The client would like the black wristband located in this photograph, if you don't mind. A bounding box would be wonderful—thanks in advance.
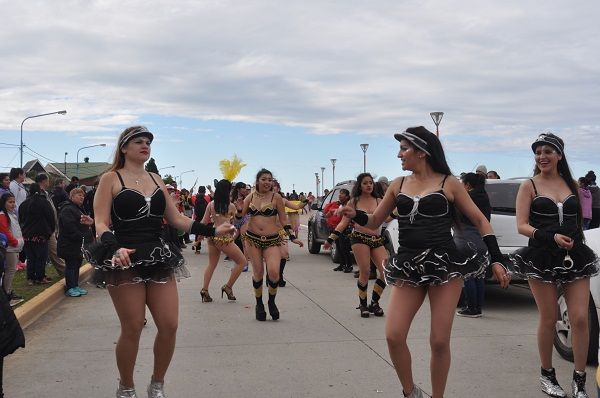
[352,210,368,226]
[533,229,556,245]
[190,221,216,237]
[100,231,120,253]
[326,237,334,245]
[289,234,297,241]
[284,224,293,232]
[332,230,341,237]
[482,234,504,265]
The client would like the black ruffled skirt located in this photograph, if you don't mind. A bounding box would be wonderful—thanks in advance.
[510,244,599,284]
[384,240,488,287]
[82,238,190,286]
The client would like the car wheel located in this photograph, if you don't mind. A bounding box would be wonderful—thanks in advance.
[330,241,341,263]
[553,290,599,365]
[307,225,321,254]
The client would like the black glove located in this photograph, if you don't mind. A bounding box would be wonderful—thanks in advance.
[533,229,557,246]
[190,221,216,237]
[100,231,121,255]
[482,234,504,266]
[352,210,368,226]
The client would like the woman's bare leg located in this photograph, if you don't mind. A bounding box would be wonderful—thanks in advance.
[146,279,179,383]
[385,285,427,394]
[427,278,463,398]
[529,279,559,369]
[108,283,147,388]
[202,241,220,291]
[563,278,591,371]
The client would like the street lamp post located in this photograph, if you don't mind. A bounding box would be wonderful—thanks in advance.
[430,112,444,137]
[177,170,195,187]
[330,158,336,186]
[20,110,67,167]
[64,152,68,174]
[320,167,325,195]
[159,166,175,171]
[77,144,107,178]
[315,172,320,198]
[360,143,369,173]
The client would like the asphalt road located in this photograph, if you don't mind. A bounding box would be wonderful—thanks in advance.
[3,216,596,397]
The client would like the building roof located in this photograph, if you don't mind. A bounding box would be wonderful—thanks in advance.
[23,159,48,174]
[47,162,110,180]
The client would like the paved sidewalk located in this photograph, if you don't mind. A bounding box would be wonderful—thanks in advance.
[3,222,596,397]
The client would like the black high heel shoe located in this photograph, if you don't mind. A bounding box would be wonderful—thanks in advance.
[200,288,213,303]
[221,284,236,300]
[268,301,280,320]
[256,302,267,321]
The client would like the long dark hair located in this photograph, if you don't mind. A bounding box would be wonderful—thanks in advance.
[404,126,453,176]
[0,192,15,226]
[532,133,582,231]
[213,179,232,215]
[351,173,379,205]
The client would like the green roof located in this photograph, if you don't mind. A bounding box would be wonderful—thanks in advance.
[48,162,110,180]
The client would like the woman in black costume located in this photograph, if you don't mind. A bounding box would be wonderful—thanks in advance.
[343,126,509,398]
[511,133,599,398]
[327,173,389,318]
[88,126,234,398]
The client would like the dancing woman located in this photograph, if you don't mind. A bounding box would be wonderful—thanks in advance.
[343,126,508,398]
[511,133,599,398]
[199,179,247,302]
[273,179,307,286]
[87,126,234,398]
[327,173,388,318]
[241,169,302,321]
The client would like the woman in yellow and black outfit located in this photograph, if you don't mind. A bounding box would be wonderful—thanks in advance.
[326,173,388,318]
[241,169,303,321]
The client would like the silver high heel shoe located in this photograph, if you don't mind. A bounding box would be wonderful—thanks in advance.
[147,378,167,398]
[403,385,423,398]
[116,383,137,398]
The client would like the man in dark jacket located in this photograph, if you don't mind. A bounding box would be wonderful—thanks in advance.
[50,179,69,210]
[18,183,55,285]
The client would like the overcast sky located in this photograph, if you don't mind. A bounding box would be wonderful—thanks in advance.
[1,0,599,192]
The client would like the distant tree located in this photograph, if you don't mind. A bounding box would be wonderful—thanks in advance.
[145,157,159,174]
[162,174,175,185]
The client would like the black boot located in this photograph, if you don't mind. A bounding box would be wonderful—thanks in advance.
[278,259,287,287]
[267,278,280,320]
[357,281,369,318]
[253,279,266,321]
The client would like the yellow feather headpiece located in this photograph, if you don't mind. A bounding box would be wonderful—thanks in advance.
[219,155,246,182]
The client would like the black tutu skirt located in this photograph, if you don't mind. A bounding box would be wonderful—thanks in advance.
[384,240,488,287]
[510,244,599,284]
[82,238,190,286]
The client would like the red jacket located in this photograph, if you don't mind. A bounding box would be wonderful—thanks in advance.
[323,201,343,230]
[0,213,18,247]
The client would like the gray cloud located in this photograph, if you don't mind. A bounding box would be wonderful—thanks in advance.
[1,0,599,155]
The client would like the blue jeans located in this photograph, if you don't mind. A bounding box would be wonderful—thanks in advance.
[64,256,82,290]
[24,240,49,282]
[464,277,485,311]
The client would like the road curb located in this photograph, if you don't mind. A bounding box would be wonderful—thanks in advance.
[14,263,94,329]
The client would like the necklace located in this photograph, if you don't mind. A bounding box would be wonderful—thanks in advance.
[254,191,266,199]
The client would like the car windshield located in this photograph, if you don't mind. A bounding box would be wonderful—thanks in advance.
[486,183,519,215]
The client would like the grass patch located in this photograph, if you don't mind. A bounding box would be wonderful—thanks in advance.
[10,265,61,307]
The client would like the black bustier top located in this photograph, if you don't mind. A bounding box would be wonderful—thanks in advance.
[395,176,453,249]
[111,171,166,244]
[528,179,581,245]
